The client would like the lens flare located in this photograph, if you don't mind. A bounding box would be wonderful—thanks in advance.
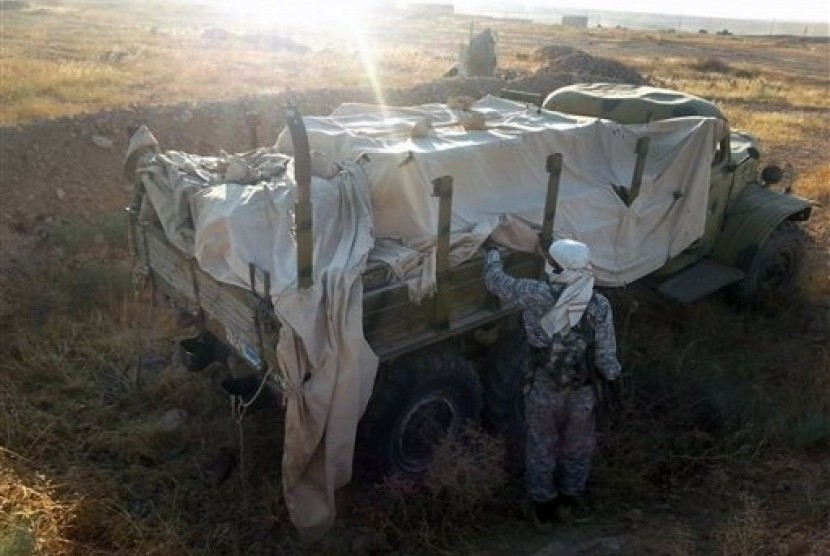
[348,15,388,114]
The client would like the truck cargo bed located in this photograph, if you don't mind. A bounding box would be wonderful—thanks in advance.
[131,217,537,382]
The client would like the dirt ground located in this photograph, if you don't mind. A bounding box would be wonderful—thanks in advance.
[1,7,828,556]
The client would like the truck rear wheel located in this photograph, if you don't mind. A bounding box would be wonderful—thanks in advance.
[353,351,482,483]
[481,332,527,476]
[735,221,807,303]
[482,333,526,435]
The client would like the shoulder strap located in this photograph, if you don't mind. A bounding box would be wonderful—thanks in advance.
[575,295,597,375]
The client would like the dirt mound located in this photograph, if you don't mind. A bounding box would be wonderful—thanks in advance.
[534,45,581,61]
[394,77,505,106]
[533,44,644,84]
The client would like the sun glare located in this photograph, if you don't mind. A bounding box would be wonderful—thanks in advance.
[350,19,389,112]
[213,0,389,109]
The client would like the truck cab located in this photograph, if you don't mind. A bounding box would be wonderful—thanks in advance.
[542,83,812,301]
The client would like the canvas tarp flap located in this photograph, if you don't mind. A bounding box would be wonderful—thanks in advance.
[129,129,378,537]
[279,96,721,291]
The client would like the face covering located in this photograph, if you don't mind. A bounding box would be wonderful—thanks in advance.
[540,240,594,338]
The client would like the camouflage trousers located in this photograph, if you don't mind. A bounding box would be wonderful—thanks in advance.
[524,372,597,503]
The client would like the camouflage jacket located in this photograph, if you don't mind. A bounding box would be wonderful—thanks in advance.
[483,251,621,381]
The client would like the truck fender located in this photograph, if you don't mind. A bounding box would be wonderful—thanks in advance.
[711,184,811,271]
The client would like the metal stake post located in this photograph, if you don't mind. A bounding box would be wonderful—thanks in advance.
[432,176,453,330]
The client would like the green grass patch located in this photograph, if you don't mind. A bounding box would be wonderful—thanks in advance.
[0,520,36,556]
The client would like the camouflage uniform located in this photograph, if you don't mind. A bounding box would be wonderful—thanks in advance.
[483,251,621,503]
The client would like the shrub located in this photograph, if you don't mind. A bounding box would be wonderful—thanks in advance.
[348,426,515,552]
[688,57,733,73]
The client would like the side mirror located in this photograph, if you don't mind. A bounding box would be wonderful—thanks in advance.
[760,165,783,186]
[747,147,760,160]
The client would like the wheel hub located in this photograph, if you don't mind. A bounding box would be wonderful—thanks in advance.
[394,393,458,473]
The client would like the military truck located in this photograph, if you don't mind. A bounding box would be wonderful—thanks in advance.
[127,83,812,484]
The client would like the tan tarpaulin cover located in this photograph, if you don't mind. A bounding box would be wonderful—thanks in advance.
[269,163,378,538]
[129,132,377,537]
[279,95,724,296]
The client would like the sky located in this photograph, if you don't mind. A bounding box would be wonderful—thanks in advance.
[511,0,830,23]
[201,0,830,25]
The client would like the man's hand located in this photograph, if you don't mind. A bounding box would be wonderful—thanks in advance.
[485,248,501,266]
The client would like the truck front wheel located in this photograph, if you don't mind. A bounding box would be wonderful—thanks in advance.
[353,351,482,483]
[735,221,807,302]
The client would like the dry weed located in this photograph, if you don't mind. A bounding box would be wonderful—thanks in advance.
[796,164,830,206]
[0,455,76,556]
[348,426,513,552]
[0,4,448,124]
[794,164,830,301]
[684,57,744,75]
[724,106,828,145]
[627,54,827,109]
[667,522,697,556]
[712,495,767,556]
[423,425,510,520]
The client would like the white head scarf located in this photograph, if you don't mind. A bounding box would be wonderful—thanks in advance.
[540,239,595,338]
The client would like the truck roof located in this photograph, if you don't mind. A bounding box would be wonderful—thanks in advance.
[543,83,726,124]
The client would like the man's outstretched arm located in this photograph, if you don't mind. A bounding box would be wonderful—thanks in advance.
[483,250,547,309]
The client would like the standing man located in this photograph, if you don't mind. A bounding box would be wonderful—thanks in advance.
[483,239,621,529]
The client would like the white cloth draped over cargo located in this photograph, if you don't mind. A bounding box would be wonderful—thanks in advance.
[129,129,378,538]
[278,95,724,296]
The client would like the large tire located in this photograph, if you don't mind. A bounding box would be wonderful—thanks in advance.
[481,332,528,477]
[734,221,807,303]
[353,351,482,482]
[482,333,527,435]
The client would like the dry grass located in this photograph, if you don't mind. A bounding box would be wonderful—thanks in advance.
[712,496,766,556]
[635,58,829,110]
[5,3,827,125]
[343,426,513,553]
[796,164,830,205]
[0,43,443,123]
[0,456,76,556]
[797,164,830,300]
[705,77,825,109]
[0,252,288,554]
[0,2,453,124]
[718,106,829,145]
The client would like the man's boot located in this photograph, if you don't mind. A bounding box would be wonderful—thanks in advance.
[530,500,557,532]
[557,494,591,522]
